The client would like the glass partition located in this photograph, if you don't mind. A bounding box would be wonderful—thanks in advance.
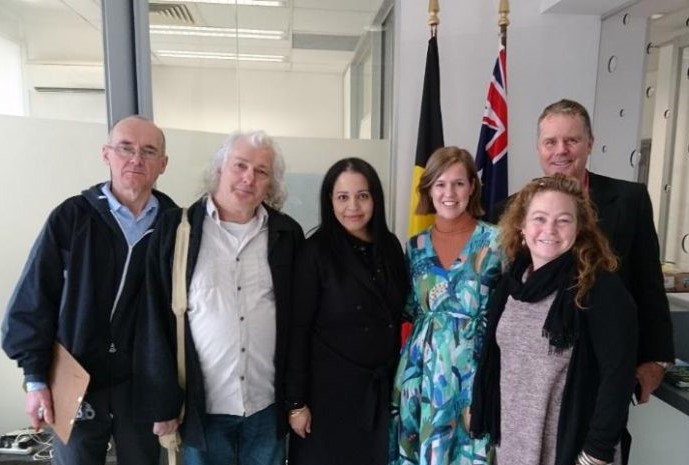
[0,0,106,122]
[147,0,394,230]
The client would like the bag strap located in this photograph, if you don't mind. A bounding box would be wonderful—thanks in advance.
[171,207,190,412]
[160,207,191,465]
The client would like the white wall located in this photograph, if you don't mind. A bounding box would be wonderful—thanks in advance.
[628,395,689,465]
[589,10,649,181]
[0,36,24,116]
[24,63,107,123]
[0,116,107,433]
[392,0,602,237]
[151,65,344,138]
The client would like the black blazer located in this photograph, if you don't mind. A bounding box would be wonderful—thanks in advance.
[587,172,673,363]
[490,172,674,364]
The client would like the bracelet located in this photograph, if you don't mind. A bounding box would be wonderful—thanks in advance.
[577,451,609,465]
[289,407,306,417]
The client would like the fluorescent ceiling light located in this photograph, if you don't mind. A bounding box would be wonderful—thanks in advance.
[151,25,285,40]
[650,13,664,20]
[158,0,286,6]
[156,50,286,62]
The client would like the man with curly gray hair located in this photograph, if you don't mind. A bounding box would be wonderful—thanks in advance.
[135,130,304,465]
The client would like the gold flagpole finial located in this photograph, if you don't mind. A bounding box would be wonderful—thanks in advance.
[498,0,510,29]
[428,0,440,29]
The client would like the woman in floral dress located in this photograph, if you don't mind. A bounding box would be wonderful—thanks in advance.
[389,147,502,465]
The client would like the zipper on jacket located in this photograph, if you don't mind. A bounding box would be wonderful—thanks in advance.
[108,215,155,323]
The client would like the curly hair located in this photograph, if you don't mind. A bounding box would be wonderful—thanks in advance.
[499,174,617,308]
[204,130,287,210]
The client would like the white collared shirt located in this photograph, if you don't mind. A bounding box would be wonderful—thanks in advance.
[187,198,276,416]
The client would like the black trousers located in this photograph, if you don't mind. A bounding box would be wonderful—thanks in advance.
[52,380,160,465]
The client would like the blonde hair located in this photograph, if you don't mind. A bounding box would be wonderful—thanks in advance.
[499,174,617,307]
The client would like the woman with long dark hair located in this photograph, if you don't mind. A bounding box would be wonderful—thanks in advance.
[285,157,408,465]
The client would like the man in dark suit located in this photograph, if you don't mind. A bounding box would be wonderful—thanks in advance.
[532,99,674,403]
[492,99,674,404]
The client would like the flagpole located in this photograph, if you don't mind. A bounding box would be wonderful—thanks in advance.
[498,0,510,47]
[475,1,510,220]
[428,0,440,37]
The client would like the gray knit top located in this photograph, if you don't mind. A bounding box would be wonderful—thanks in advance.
[495,293,572,465]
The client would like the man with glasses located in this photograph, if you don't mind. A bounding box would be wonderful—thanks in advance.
[2,115,176,465]
[135,130,304,465]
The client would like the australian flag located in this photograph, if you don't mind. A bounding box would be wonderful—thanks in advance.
[476,44,508,221]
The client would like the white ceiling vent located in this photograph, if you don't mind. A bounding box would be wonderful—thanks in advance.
[149,2,195,25]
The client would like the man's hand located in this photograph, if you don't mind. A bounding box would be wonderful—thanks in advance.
[635,361,666,404]
[25,388,53,429]
[288,406,312,439]
[153,419,179,436]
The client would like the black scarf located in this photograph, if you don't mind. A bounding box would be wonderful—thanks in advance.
[508,250,579,352]
[470,250,579,444]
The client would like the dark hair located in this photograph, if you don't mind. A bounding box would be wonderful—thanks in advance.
[316,158,408,299]
[416,146,484,218]
[318,157,390,245]
[499,174,617,308]
[538,99,593,140]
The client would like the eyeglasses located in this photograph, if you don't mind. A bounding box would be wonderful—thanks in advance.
[107,144,162,160]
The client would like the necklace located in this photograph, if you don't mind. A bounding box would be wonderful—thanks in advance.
[433,216,477,235]
[433,224,475,235]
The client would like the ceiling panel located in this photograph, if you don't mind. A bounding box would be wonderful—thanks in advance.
[3,0,382,72]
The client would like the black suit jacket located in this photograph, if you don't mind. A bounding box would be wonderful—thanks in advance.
[490,172,674,364]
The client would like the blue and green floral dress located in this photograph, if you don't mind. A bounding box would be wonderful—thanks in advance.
[389,221,502,465]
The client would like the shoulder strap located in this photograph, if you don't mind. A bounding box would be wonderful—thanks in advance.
[160,208,190,465]
[171,208,190,407]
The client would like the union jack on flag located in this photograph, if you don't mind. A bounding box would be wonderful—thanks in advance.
[475,43,508,220]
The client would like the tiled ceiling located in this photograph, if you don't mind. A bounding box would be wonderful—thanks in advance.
[3,0,386,73]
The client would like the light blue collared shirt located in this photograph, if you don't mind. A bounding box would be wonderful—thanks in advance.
[100,183,159,246]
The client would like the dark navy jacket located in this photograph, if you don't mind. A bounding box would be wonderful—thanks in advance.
[2,184,177,390]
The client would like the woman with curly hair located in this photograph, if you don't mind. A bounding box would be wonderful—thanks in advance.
[470,174,638,465]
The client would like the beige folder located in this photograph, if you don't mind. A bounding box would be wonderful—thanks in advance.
[48,342,90,444]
